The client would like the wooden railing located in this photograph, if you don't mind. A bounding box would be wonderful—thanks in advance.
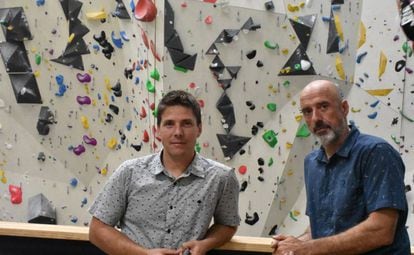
[0,221,412,254]
[0,221,272,254]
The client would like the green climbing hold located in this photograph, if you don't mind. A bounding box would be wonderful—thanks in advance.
[403,42,413,57]
[195,142,201,153]
[174,65,188,73]
[146,79,155,93]
[267,103,277,112]
[268,157,274,167]
[296,123,311,137]
[262,130,278,148]
[294,63,301,70]
[283,80,290,88]
[35,53,41,65]
[264,40,279,50]
[150,68,160,81]
[153,107,158,117]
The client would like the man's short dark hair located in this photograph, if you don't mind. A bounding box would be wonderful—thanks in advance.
[157,90,201,126]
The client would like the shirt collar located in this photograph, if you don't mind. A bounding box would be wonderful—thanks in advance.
[149,150,206,178]
[316,122,360,161]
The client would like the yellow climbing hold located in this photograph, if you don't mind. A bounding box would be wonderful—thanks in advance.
[86,10,107,20]
[287,4,300,12]
[81,115,89,129]
[295,115,303,122]
[68,33,75,43]
[107,138,117,149]
[335,55,346,80]
[358,22,366,49]
[334,15,344,41]
[351,107,361,113]
[365,88,393,96]
[101,167,108,176]
[378,51,387,78]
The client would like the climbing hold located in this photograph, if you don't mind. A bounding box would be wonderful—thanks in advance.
[204,15,213,24]
[246,50,257,59]
[143,130,149,143]
[83,135,97,146]
[134,0,157,22]
[9,185,22,204]
[86,10,108,20]
[76,73,92,83]
[296,123,311,137]
[262,130,278,148]
[266,103,277,112]
[80,116,89,129]
[238,165,247,175]
[378,51,387,78]
[245,212,259,225]
[146,79,155,93]
[150,68,160,81]
[111,31,123,48]
[264,40,278,49]
[367,112,378,119]
[107,138,117,149]
[35,53,41,65]
[76,96,91,105]
[240,181,248,191]
[73,145,86,155]
[69,178,78,187]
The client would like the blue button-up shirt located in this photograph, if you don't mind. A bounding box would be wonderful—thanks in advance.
[304,124,410,254]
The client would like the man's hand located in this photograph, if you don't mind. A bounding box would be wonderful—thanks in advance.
[272,235,305,255]
[179,240,209,255]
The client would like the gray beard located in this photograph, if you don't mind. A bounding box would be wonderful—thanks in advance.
[315,119,348,147]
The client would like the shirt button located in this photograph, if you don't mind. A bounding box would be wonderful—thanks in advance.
[169,205,173,210]
[166,229,171,233]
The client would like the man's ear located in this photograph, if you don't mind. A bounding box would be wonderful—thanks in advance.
[342,100,349,116]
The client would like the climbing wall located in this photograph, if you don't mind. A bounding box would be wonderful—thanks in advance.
[0,0,414,243]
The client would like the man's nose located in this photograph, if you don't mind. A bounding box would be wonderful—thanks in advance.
[173,125,184,136]
[311,109,322,122]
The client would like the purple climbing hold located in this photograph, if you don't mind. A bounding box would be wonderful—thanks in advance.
[73,144,86,155]
[83,135,97,146]
[76,96,92,105]
[76,73,92,83]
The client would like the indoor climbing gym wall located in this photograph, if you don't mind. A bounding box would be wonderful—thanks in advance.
[0,0,414,244]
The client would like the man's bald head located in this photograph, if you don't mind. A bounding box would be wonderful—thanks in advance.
[300,80,343,105]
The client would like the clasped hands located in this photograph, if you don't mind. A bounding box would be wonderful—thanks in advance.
[271,234,306,255]
[146,240,207,255]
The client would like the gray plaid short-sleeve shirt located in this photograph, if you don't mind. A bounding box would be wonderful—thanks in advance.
[89,151,240,249]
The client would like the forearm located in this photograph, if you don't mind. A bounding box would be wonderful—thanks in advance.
[89,217,148,255]
[298,210,398,255]
[297,227,312,242]
[199,224,237,251]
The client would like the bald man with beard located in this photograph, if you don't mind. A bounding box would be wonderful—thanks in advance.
[271,80,410,254]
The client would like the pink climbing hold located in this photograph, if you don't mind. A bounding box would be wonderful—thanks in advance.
[76,96,92,105]
[204,15,213,24]
[76,73,92,83]
[150,39,161,62]
[73,144,86,155]
[238,165,247,175]
[134,0,157,22]
[9,185,22,204]
[140,106,147,118]
[83,135,97,146]
[141,28,149,49]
